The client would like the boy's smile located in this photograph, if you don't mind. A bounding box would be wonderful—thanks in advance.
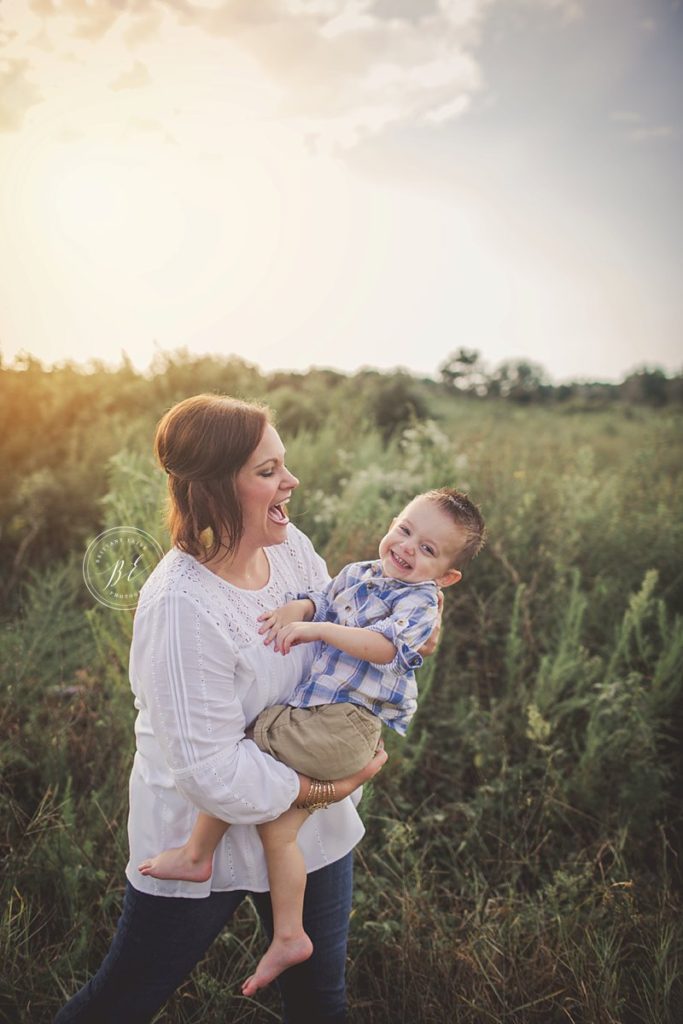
[378,496,465,587]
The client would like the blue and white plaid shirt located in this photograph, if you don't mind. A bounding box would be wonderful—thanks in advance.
[288,560,439,735]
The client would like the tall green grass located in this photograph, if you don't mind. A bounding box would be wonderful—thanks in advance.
[2,403,681,1022]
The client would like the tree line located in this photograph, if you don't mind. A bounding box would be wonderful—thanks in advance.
[438,347,683,405]
[1,346,680,614]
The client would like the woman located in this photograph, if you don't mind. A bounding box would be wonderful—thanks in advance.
[54,394,389,1024]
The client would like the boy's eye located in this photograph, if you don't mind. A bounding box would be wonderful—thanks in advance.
[399,525,410,535]
[422,545,435,556]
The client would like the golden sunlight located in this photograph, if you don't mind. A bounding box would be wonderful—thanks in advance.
[1,119,353,366]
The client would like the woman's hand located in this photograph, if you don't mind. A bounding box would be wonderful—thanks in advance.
[295,743,388,807]
[332,743,388,799]
[258,599,315,646]
[418,589,444,657]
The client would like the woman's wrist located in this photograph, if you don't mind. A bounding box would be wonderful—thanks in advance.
[296,773,312,806]
[292,744,387,812]
[295,775,337,813]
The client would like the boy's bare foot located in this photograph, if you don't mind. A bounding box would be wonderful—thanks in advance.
[241,933,314,997]
[138,846,213,883]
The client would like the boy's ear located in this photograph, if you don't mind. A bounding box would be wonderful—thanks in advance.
[435,568,462,588]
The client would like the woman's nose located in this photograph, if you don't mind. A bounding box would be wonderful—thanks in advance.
[283,468,299,490]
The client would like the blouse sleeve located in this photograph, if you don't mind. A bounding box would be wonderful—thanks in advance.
[131,589,300,824]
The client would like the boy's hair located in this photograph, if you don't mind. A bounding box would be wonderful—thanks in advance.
[421,487,486,568]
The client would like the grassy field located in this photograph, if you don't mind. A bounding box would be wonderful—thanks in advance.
[1,385,682,1023]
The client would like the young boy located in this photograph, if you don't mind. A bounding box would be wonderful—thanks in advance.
[139,487,485,996]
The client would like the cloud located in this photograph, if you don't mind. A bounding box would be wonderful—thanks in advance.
[0,58,42,132]
[111,60,150,92]
[611,110,676,144]
[425,93,471,124]
[54,125,85,142]
[169,0,489,147]
[124,117,177,145]
[521,0,583,22]
[28,0,122,42]
[611,110,640,123]
[0,0,582,147]
[628,124,675,143]
[123,11,166,47]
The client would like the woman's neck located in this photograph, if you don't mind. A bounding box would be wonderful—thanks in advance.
[202,541,270,591]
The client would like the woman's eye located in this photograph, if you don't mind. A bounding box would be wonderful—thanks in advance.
[260,470,274,478]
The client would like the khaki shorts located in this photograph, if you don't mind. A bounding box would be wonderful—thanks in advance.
[252,702,382,780]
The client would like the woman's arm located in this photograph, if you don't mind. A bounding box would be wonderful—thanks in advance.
[133,590,301,825]
[296,745,388,806]
[135,590,385,820]
[418,589,444,657]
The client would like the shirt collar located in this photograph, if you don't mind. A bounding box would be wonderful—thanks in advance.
[367,559,437,590]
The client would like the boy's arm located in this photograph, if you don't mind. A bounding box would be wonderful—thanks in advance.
[258,561,355,645]
[363,589,440,675]
[275,620,396,664]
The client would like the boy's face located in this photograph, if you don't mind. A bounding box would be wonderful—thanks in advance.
[378,496,465,587]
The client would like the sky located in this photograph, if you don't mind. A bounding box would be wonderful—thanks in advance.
[0,0,681,383]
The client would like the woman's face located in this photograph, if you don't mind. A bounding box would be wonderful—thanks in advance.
[234,423,299,549]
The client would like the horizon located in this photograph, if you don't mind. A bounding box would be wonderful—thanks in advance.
[2,342,677,388]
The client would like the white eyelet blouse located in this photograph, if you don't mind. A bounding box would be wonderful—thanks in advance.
[125,524,365,898]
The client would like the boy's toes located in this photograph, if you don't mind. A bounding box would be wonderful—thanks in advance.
[241,975,257,997]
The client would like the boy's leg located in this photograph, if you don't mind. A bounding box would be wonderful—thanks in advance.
[242,807,313,996]
[253,703,382,779]
[138,812,229,883]
[53,882,247,1024]
[252,852,353,1024]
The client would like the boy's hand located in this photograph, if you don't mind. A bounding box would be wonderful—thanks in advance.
[274,621,321,655]
[258,599,315,645]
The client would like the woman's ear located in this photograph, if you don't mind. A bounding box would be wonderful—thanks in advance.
[435,568,462,589]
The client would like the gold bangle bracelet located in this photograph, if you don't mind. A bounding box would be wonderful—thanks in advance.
[296,778,337,813]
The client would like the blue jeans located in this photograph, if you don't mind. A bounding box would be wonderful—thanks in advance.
[53,853,353,1024]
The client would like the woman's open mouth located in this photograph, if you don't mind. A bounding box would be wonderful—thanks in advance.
[267,500,290,525]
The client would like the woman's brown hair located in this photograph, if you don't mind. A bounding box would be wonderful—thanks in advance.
[154,394,271,562]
